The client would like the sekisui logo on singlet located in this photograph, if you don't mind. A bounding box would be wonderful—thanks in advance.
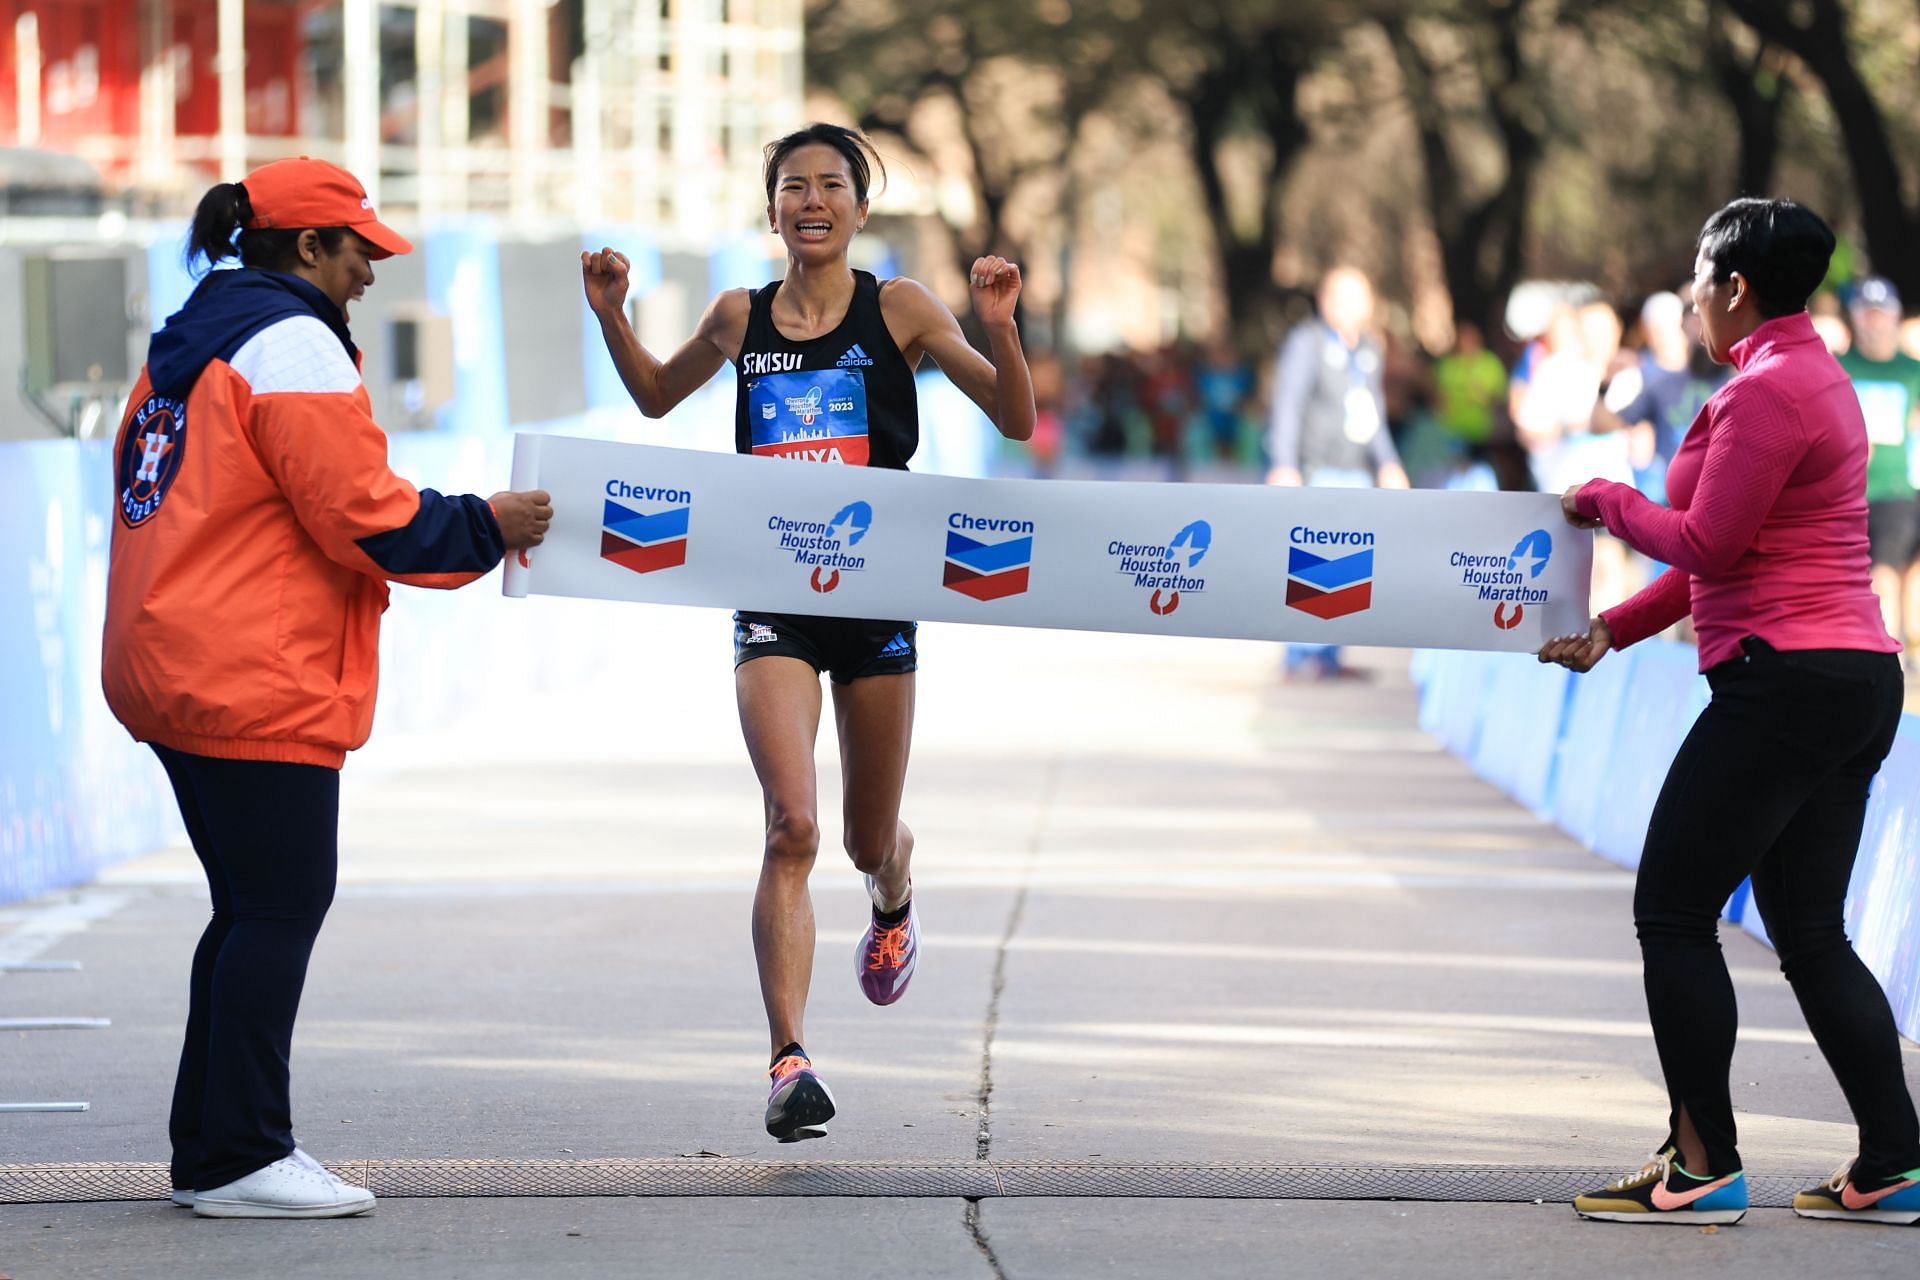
[117,392,189,527]
[746,368,871,465]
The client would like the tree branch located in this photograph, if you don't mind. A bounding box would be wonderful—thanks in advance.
[1722,0,1917,294]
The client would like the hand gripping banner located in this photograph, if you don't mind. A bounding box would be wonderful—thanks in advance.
[503,434,1593,653]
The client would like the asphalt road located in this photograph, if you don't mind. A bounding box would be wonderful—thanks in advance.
[4,612,1915,1277]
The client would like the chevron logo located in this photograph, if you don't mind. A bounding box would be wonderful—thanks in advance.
[600,497,690,574]
[943,517,1035,601]
[1285,545,1374,619]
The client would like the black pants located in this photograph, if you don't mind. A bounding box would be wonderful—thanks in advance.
[153,745,339,1191]
[1634,637,1920,1181]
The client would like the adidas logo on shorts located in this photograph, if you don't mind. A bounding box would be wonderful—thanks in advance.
[880,632,911,658]
[836,344,874,368]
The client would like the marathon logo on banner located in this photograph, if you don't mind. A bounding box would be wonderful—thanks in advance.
[768,500,874,594]
[943,512,1035,602]
[1109,520,1212,616]
[601,479,691,575]
[1452,528,1555,631]
[504,435,1593,654]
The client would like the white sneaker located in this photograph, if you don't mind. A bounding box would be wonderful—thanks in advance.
[170,1188,195,1208]
[193,1148,375,1219]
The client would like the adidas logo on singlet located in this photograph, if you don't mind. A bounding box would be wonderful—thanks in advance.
[836,343,875,368]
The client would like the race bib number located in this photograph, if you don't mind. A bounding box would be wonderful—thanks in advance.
[1856,380,1911,448]
[747,368,871,465]
[1343,387,1382,444]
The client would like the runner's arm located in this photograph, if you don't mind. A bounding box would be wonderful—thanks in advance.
[885,272,1036,441]
[582,248,744,418]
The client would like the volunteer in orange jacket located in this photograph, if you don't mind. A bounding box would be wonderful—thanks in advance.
[103,158,551,1219]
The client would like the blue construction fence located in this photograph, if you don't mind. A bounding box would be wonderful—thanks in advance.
[1411,646,1920,1042]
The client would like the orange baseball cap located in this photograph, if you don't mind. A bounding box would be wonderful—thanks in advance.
[240,157,413,259]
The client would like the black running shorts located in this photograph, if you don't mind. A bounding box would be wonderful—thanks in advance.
[733,611,918,684]
[1867,498,1920,569]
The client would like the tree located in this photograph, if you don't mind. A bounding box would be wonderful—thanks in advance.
[1378,0,1544,336]
[809,0,1351,352]
[1722,0,1920,296]
[1706,1,1794,199]
[1577,0,1797,205]
[1149,5,1327,349]
[807,0,1116,284]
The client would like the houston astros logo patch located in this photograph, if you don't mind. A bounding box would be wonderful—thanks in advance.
[118,393,189,527]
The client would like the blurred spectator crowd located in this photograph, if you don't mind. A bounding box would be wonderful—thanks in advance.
[1028,267,1920,669]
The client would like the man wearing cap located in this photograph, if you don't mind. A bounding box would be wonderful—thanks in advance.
[1840,277,1920,661]
[104,157,552,1219]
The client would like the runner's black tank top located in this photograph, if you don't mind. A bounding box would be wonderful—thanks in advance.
[733,270,919,471]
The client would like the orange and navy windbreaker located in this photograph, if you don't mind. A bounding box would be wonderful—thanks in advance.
[104,268,504,769]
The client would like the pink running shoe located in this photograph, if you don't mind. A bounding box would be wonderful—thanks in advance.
[856,886,919,1006]
[764,1048,835,1141]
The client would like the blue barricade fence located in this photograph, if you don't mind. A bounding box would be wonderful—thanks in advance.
[0,441,183,901]
[1587,644,1711,870]
[0,428,703,906]
[1847,727,1920,1036]
[1414,647,1920,1042]
[0,216,1009,907]
[1549,645,1636,849]
[1468,657,1571,817]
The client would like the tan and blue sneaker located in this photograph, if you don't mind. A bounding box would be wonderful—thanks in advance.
[1572,1148,1748,1224]
[1792,1160,1920,1224]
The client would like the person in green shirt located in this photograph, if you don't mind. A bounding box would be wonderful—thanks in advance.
[1840,276,1920,657]
[1432,319,1507,458]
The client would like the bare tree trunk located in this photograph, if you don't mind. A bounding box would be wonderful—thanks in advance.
[1382,1,1542,339]
[1178,28,1313,360]
[853,82,1022,351]
[1723,0,1920,298]
[1480,2,1542,326]
[1707,3,1791,198]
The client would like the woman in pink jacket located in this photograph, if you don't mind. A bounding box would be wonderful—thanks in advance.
[1542,199,1920,1226]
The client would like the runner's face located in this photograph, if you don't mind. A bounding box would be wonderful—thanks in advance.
[770,144,865,262]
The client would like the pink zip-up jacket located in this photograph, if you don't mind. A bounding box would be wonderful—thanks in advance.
[1575,311,1898,670]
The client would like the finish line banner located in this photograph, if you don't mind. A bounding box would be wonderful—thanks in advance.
[502,434,1592,652]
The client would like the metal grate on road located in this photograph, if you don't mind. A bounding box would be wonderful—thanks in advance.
[0,1159,1820,1207]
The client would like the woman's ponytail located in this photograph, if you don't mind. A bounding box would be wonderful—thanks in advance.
[185,182,253,274]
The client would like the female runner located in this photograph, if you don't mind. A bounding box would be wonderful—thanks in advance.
[583,123,1035,1139]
